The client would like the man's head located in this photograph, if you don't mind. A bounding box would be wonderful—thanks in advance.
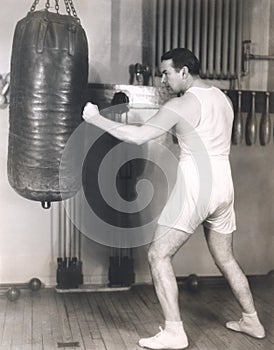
[160,48,200,93]
[161,48,200,75]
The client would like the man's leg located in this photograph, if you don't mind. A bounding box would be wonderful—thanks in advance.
[138,225,191,349]
[204,227,265,339]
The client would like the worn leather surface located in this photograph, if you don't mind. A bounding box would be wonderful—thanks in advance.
[8,10,88,202]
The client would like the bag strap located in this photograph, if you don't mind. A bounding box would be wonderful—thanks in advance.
[36,17,48,53]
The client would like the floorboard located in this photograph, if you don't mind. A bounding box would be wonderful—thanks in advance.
[0,279,272,350]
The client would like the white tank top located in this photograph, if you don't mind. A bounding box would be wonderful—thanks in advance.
[177,86,234,159]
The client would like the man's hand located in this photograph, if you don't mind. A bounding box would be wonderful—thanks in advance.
[82,102,100,123]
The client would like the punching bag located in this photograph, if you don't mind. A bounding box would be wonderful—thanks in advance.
[8,1,88,208]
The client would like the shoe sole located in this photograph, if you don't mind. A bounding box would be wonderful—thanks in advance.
[226,326,266,339]
[139,345,188,350]
[138,337,189,349]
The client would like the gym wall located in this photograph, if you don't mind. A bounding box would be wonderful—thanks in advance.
[0,0,273,286]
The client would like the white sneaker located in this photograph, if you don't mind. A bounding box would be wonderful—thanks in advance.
[226,316,265,339]
[138,326,189,349]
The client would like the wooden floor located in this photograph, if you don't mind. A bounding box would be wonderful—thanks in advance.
[0,278,273,350]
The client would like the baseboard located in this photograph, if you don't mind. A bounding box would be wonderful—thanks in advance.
[0,272,273,290]
[176,274,273,288]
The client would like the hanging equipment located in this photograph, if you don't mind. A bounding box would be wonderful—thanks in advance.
[7,0,88,209]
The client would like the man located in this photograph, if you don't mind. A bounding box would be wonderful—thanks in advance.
[83,48,265,350]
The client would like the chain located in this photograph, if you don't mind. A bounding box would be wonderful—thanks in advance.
[68,0,78,19]
[64,0,80,22]
[30,0,40,12]
[30,0,80,21]
[64,0,71,15]
[45,0,50,10]
[55,0,60,13]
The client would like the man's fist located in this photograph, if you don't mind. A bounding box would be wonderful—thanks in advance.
[82,102,100,123]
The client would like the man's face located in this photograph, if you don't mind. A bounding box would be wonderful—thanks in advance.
[160,59,183,94]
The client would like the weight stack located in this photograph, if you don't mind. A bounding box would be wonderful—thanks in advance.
[108,255,135,287]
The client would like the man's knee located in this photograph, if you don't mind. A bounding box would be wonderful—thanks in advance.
[148,226,190,266]
[213,252,235,270]
[148,244,170,265]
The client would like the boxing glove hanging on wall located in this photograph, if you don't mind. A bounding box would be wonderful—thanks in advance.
[7,0,88,208]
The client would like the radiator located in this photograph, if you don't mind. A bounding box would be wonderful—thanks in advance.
[146,0,243,80]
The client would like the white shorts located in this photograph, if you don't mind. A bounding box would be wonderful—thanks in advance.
[158,158,236,234]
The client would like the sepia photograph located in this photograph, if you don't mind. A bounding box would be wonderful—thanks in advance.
[0,1,273,349]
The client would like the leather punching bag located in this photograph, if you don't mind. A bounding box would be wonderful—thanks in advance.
[8,1,88,208]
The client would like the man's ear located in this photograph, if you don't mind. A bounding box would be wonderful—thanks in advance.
[180,66,189,79]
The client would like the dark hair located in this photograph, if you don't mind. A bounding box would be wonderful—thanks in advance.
[161,48,200,75]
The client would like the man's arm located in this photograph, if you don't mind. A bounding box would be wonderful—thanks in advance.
[82,100,181,145]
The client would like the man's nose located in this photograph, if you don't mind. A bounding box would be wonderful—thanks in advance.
[161,75,166,84]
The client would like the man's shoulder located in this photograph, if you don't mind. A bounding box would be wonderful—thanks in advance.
[160,94,200,127]
[164,93,199,113]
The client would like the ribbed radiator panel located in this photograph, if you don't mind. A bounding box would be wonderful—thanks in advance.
[153,0,243,79]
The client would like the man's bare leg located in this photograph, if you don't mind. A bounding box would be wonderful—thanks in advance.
[204,228,265,339]
[138,225,191,349]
